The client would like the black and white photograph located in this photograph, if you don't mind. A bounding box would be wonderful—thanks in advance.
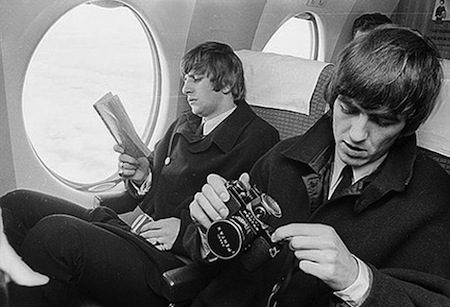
[1,1,450,306]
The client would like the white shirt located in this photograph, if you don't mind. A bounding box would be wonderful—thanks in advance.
[202,106,237,136]
[330,149,388,306]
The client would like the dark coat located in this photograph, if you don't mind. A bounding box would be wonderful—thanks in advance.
[188,114,450,306]
[130,100,279,256]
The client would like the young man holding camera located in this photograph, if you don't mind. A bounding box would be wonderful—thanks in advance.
[187,26,450,306]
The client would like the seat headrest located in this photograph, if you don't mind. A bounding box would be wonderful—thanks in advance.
[417,59,450,157]
[236,50,333,115]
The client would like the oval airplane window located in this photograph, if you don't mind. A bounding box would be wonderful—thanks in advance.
[263,13,319,60]
[23,3,160,190]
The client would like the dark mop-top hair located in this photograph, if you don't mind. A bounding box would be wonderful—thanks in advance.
[181,41,246,101]
[327,25,443,135]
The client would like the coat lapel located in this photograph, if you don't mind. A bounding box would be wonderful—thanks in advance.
[187,100,255,153]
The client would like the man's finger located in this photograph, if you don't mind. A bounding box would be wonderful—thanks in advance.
[201,184,229,218]
[206,174,229,202]
[238,172,251,190]
[113,144,124,153]
[272,223,333,242]
[190,195,215,228]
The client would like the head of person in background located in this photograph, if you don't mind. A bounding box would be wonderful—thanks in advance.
[351,12,392,39]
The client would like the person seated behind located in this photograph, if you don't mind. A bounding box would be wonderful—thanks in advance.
[0,41,279,306]
[351,12,392,39]
[187,26,450,306]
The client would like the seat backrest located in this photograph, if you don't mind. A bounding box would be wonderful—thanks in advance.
[236,50,334,140]
[417,59,450,174]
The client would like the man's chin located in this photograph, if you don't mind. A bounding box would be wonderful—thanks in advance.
[339,152,368,167]
[190,107,201,116]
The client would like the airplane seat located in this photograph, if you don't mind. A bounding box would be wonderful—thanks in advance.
[236,50,334,140]
[417,58,450,175]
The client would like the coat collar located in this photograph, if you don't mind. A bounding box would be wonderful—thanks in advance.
[354,134,417,212]
[281,114,418,212]
[282,113,334,173]
[174,100,255,153]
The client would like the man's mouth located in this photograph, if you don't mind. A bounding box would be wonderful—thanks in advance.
[344,141,364,152]
[341,141,367,158]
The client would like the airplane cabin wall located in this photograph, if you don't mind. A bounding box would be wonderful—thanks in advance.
[0,0,197,204]
[0,46,16,195]
[393,0,437,34]
[252,0,400,62]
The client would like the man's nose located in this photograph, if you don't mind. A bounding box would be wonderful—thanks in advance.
[182,80,192,95]
[349,114,369,142]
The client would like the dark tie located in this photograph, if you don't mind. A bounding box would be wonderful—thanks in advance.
[331,165,353,199]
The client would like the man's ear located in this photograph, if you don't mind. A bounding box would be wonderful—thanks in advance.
[221,84,232,95]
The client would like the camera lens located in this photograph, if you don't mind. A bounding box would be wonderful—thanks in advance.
[207,219,244,259]
[206,213,258,260]
[260,194,282,218]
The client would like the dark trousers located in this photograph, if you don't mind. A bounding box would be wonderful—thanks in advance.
[1,189,171,307]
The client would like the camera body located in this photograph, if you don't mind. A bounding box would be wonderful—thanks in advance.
[206,180,282,271]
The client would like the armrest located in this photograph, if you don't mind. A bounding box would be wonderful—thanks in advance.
[94,190,139,214]
[161,262,220,303]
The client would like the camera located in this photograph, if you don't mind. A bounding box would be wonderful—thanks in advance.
[206,179,283,271]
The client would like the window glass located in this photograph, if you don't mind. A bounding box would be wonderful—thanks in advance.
[23,3,159,188]
[263,13,318,60]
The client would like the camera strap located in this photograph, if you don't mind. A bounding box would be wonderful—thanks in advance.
[266,251,299,307]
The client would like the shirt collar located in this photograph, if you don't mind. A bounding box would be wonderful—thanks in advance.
[329,150,388,198]
[202,106,237,136]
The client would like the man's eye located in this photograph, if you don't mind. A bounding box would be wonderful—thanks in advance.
[184,75,203,82]
[371,116,399,127]
[192,75,203,82]
[340,103,357,115]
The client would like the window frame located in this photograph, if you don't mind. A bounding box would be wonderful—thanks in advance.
[263,12,320,61]
[24,2,162,192]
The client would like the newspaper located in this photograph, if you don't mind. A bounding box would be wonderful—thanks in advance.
[93,92,151,158]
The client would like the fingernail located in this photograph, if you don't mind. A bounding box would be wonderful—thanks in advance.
[219,192,229,201]
[219,208,228,217]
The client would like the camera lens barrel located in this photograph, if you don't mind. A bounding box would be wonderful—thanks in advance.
[207,213,259,259]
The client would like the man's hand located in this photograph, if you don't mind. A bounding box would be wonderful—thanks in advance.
[189,173,250,229]
[271,223,358,291]
[138,217,181,251]
[113,144,150,184]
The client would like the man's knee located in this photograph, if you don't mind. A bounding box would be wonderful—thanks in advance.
[21,215,87,261]
[0,189,33,209]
